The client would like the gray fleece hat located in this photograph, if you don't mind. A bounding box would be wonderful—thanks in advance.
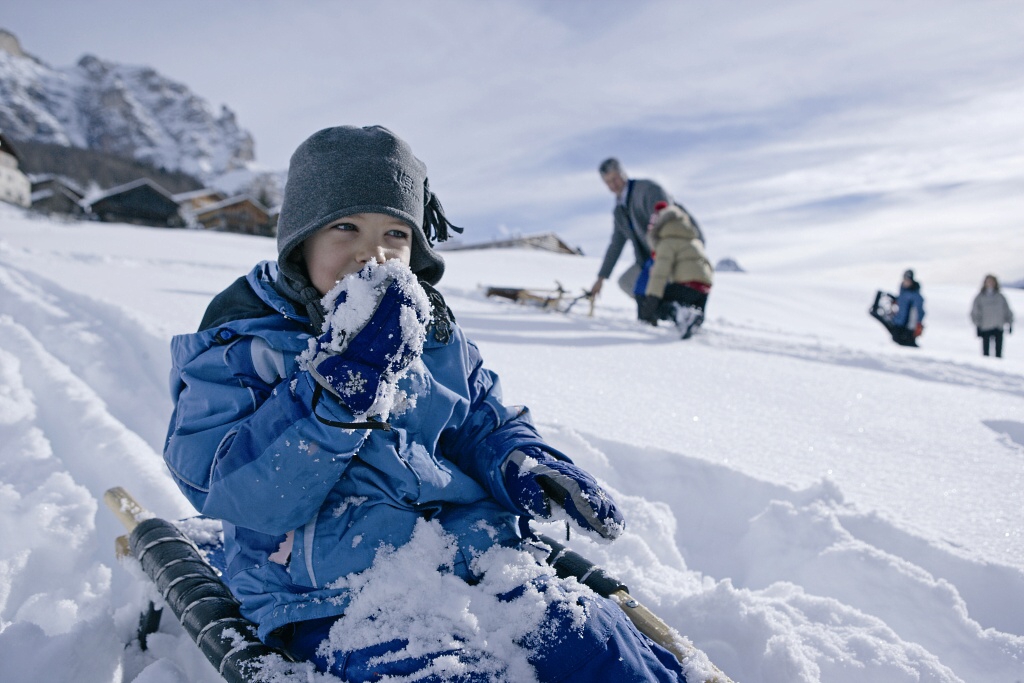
[276,125,460,289]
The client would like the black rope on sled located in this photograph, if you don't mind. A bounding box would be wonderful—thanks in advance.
[311,384,392,431]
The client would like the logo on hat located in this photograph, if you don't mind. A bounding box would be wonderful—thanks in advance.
[394,169,415,195]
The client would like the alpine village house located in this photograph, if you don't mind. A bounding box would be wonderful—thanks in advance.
[0,133,31,208]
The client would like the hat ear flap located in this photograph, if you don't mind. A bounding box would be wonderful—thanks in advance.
[422,185,463,245]
[410,223,445,285]
[412,184,464,286]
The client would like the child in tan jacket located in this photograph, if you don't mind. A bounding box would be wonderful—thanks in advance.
[638,201,714,338]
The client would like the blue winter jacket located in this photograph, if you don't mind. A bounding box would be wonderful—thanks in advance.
[164,262,551,642]
[893,285,925,328]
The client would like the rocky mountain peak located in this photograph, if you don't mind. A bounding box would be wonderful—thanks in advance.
[0,29,29,58]
[0,29,255,183]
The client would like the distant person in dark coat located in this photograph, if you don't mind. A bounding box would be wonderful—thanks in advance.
[871,269,925,347]
[971,274,1014,357]
[891,270,926,346]
[590,158,702,318]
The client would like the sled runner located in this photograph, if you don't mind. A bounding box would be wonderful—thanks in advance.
[105,487,294,682]
[484,281,595,316]
[105,486,733,683]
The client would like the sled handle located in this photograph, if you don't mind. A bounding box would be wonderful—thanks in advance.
[104,486,149,532]
[609,590,692,667]
[614,590,733,682]
[539,533,734,683]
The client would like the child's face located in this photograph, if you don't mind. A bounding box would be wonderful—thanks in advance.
[302,212,413,295]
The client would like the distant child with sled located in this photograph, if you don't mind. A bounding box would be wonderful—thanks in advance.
[638,201,714,338]
[163,126,688,682]
[870,269,925,347]
[971,274,1014,358]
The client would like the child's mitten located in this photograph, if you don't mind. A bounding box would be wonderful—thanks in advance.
[307,264,430,416]
[502,446,624,540]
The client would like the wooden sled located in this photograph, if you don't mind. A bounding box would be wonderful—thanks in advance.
[484,281,595,316]
[105,487,733,682]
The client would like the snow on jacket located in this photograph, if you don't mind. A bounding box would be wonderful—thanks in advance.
[645,205,713,298]
[163,261,551,642]
[971,290,1014,331]
[892,284,925,329]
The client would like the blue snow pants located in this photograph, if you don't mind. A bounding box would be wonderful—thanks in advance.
[282,584,686,682]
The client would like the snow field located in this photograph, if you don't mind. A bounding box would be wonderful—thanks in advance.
[0,206,1022,681]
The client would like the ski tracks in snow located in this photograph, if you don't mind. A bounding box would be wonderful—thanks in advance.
[695,317,1024,399]
[459,289,1024,401]
[538,425,1024,683]
[0,259,194,649]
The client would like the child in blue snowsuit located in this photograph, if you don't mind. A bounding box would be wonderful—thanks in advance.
[889,269,926,347]
[163,126,685,682]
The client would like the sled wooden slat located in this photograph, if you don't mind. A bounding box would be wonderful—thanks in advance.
[105,486,147,532]
[612,590,734,683]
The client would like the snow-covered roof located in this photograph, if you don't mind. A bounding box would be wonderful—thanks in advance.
[438,232,581,255]
[172,187,226,202]
[29,173,85,197]
[85,177,175,206]
[193,194,271,217]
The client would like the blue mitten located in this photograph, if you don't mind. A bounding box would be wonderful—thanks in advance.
[307,267,430,416]
[502,446,624,540]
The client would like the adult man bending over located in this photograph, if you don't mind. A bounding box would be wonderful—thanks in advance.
[591,158,703,310]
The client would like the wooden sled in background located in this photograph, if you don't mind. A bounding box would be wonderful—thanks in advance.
[484,281,595,316]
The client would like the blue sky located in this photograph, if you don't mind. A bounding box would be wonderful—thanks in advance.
[4,0,1024,275]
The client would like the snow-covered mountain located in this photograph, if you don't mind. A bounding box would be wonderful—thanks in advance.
[0,29,254,181]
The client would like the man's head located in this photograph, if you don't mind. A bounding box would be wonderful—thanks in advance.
[277,125,447,289]
[598,157,627,195]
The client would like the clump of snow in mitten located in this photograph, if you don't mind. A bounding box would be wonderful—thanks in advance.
[300,259,431,420]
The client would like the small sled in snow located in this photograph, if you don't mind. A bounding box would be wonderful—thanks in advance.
[869,290,898,325]
[484,281,595,316]
[869,290,923,346]
[105,487,734,683]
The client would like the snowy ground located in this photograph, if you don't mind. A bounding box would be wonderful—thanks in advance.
[0,205,1022,682]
